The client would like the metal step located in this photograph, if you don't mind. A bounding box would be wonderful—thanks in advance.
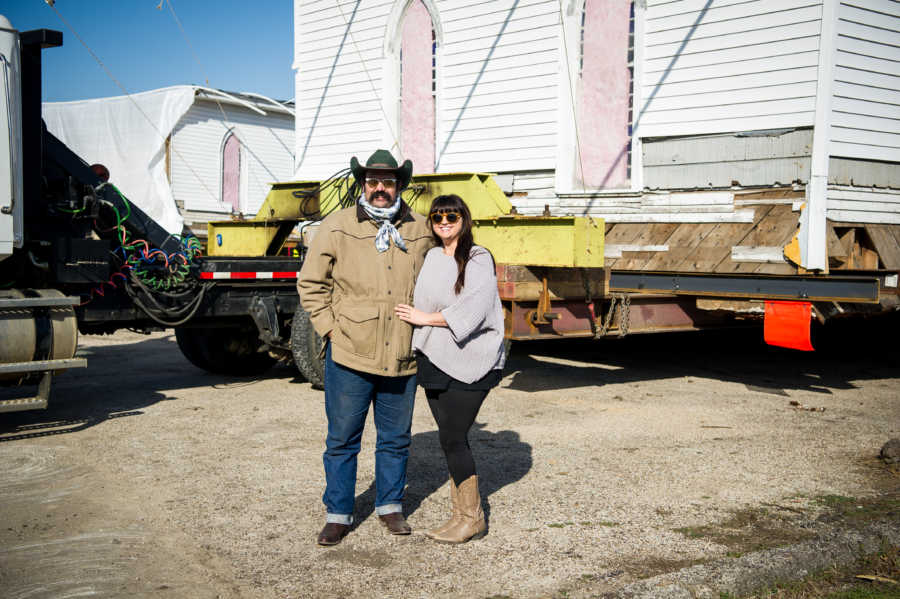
[0,396,49,412]
[0,358,88,413]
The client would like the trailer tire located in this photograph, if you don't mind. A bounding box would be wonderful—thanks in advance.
[175,324,276,376]
[290,308,325,389]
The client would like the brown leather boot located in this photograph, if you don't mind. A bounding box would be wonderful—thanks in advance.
[425,478,460,540]
[428,475,486,544]
[317,522,350,546]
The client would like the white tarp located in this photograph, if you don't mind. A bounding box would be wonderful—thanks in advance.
[43,86,196,234]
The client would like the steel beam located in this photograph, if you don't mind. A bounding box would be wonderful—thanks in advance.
[609,271,879,303]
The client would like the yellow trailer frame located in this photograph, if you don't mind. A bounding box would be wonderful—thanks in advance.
[207,173,604,270]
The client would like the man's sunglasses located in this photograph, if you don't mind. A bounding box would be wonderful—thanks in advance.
[365,177,397,189]
[429,211,461,225]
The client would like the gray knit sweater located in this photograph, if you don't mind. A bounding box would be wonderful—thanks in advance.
[411,246,506,384]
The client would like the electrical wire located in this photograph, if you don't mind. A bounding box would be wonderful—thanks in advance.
[74,182,206,328]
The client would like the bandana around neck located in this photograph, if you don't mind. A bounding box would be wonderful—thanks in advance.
[358,194,407,253]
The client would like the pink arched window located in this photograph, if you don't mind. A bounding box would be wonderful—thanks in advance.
[222,132,241,213]
[578,0,632,188]
[400,1,435,174]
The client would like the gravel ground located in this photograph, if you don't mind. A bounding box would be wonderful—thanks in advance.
[1,320,898,599]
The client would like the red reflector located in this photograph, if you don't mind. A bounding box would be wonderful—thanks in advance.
[230,272,256,279]
[764,300,814,351]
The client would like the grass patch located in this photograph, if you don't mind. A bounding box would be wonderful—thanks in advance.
[624,556,710,580]
[726,541,900,598]
[674,492,900,556]
[814,494,900,525]
[674,504,816,554]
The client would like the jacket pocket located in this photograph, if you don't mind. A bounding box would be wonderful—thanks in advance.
[337,305,379,359]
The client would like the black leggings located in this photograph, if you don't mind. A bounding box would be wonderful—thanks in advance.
[426,387,489,486]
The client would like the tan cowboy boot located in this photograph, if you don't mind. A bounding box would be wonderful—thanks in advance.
[428,475,486,544]
[426,478,461,539]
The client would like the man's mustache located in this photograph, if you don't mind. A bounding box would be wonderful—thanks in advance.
[371,191,390,201]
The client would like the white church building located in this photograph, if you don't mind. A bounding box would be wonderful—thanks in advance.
[292,0,900,274]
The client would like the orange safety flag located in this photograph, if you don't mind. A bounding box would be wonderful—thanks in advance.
[764,300,814,351]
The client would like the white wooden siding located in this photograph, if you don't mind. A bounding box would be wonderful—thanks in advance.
[437,1,560,172]
[829,1,900,163]
[552,191,754,223]
[295,1,393,178]
[171,102,294,215]
[294,0,561,178]
[643,129,814,189]
[507,171,558,215]
[638,0,822,138]
[827,185,900,224]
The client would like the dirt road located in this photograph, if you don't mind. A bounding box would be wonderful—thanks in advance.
[1,322,898,598]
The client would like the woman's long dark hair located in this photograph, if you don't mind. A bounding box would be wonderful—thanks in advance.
[429,194,474,295]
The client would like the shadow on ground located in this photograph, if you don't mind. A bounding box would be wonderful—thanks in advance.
[347,423,532,528]
[503,312,900,396]
[0,332,297,441]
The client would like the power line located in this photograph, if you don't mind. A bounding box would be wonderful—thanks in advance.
[45,1,220,204]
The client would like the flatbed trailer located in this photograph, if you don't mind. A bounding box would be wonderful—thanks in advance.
[2,17,891,412]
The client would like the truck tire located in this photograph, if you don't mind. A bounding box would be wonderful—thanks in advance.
[175,324,276,376]
[290,308,325,389]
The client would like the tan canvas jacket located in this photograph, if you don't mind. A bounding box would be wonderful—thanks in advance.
[297,201,433,377]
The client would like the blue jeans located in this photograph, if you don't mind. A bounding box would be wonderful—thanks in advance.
[323,343,416,524]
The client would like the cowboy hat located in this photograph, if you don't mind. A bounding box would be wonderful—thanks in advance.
[350,149,413,191]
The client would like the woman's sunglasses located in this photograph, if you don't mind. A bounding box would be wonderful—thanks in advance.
[429,211,460,225]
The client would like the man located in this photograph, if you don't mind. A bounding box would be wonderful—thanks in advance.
[298,149,433,546]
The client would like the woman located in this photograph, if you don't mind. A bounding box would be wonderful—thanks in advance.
[394,194,506,544]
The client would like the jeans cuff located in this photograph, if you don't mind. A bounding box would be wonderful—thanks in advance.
[375,504,403,516]
[326,513,353,525]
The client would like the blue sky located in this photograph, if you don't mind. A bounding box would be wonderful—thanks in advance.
[3,1,294,102]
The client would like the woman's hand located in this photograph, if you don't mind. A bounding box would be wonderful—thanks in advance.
[395,304,447,327]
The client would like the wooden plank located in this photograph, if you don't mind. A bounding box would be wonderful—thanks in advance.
[730,247,787,262]
[600,223,647,269]
[840,0,900,20]
[730,204,800,273]
[828,187,900,203]
[646,5,822,44]
[734,189,805,202]
[674,221,755,272]
[865,224,900,269]
[647,67,819,99]
[710,205,773,273]
[827,224,849,258]
[754,262,799,275]
[615,223,680,270]
[645,22,821,61]
[589,211,755,223]
[890,224,900,253]
[642,223,718,270]
[640,112,816,138]
[642,52,819,86]
[641,97,815,125]
[827,209,900,224]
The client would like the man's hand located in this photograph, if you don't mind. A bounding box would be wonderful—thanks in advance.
[394,304,446,327]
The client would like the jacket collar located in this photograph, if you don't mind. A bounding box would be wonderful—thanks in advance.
[356,198,415,224]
